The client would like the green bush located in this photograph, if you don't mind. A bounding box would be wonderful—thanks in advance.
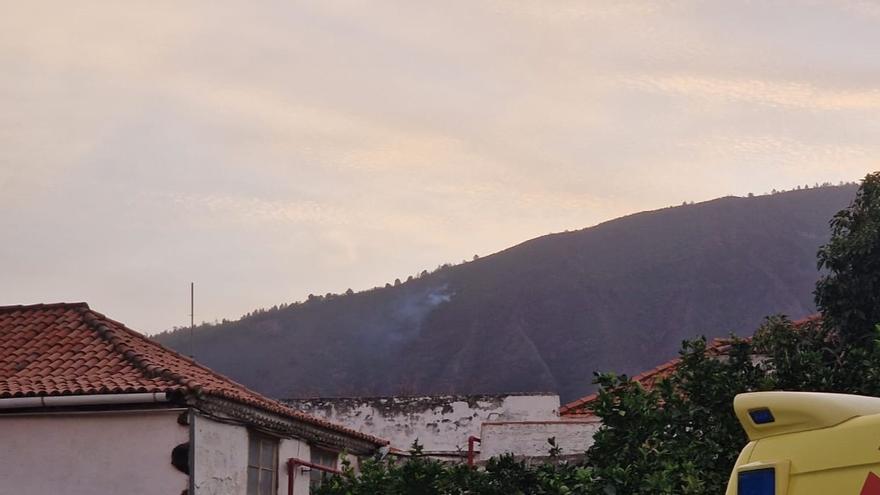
[314,441,595,495]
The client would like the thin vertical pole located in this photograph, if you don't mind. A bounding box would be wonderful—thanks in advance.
[190,282,194,358]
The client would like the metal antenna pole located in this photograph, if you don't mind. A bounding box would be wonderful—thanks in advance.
[190,282,194,359]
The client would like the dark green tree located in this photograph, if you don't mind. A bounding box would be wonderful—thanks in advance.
[585,336,761,495]
[816,172,880,343]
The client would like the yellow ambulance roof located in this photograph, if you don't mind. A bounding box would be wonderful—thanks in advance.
[734,391,880,441]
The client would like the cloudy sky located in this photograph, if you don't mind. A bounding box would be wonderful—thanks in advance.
[2,1,878,333]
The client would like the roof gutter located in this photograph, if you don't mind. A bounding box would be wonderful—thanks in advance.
[0,392,168,410]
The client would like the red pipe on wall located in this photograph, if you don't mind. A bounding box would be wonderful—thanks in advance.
[287,458,342,495]
[467,436,481,467]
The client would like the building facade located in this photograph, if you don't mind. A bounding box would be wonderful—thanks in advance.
[286,392,598,462]
[0,303,387,495]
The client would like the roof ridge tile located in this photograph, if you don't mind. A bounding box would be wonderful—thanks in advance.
[0,302,90,313]
[77,306,192,389]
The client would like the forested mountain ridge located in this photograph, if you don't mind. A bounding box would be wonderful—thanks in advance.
[154,185,858,402]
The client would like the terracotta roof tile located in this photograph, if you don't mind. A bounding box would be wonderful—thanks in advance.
[0,302,387,446]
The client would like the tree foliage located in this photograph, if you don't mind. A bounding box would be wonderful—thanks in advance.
[816,171,880,344]
[314,441,595,495]
[588,314,880,494]
[585,336,760,495]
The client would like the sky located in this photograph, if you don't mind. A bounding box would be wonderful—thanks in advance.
[2,1,879,334]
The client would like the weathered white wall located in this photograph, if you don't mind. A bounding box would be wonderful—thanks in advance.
[285,394,559,456]
[192,412,311,495]
[0,409,188,495]
[478,420,601,460]
[192,413,248,494]
[278,432,311,495]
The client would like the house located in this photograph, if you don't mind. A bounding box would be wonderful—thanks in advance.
[286,392,600,463]
[0,303,388,495]
[285,393,560,461]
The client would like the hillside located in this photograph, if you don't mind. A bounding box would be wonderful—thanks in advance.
[155,185,857,402]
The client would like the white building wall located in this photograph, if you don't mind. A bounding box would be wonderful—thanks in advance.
[0,409,189,495]
[278,433,311,495]
[285,394,559,456]
[192,413,248,494]
[478,420,601,460]
[192,412,311,495]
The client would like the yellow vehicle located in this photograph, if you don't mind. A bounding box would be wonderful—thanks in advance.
[726,391,880,495]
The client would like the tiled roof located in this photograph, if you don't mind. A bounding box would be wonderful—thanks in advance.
[0,302,387,446]
[559,316,821,417]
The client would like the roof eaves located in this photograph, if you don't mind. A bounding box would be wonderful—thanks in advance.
[198,395,388,452]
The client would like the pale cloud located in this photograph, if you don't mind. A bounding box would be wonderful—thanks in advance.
[692,136,873,165]
[837,0,880,18]
[155,192,354,226]
[1,0,878,332]
[484,0,670,23]
[623,75,880,111]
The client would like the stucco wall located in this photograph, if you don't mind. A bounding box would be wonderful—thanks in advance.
[478,420,601,460]
[285,394,559,456]
[192,412,311,495]
[192,413,248,494]
[278,431,311,495]
[0,409,188,495]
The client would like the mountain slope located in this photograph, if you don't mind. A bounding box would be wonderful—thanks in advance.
[155,185,857,402]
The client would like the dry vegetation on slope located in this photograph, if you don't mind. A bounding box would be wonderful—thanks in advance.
[155,185,857,401]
